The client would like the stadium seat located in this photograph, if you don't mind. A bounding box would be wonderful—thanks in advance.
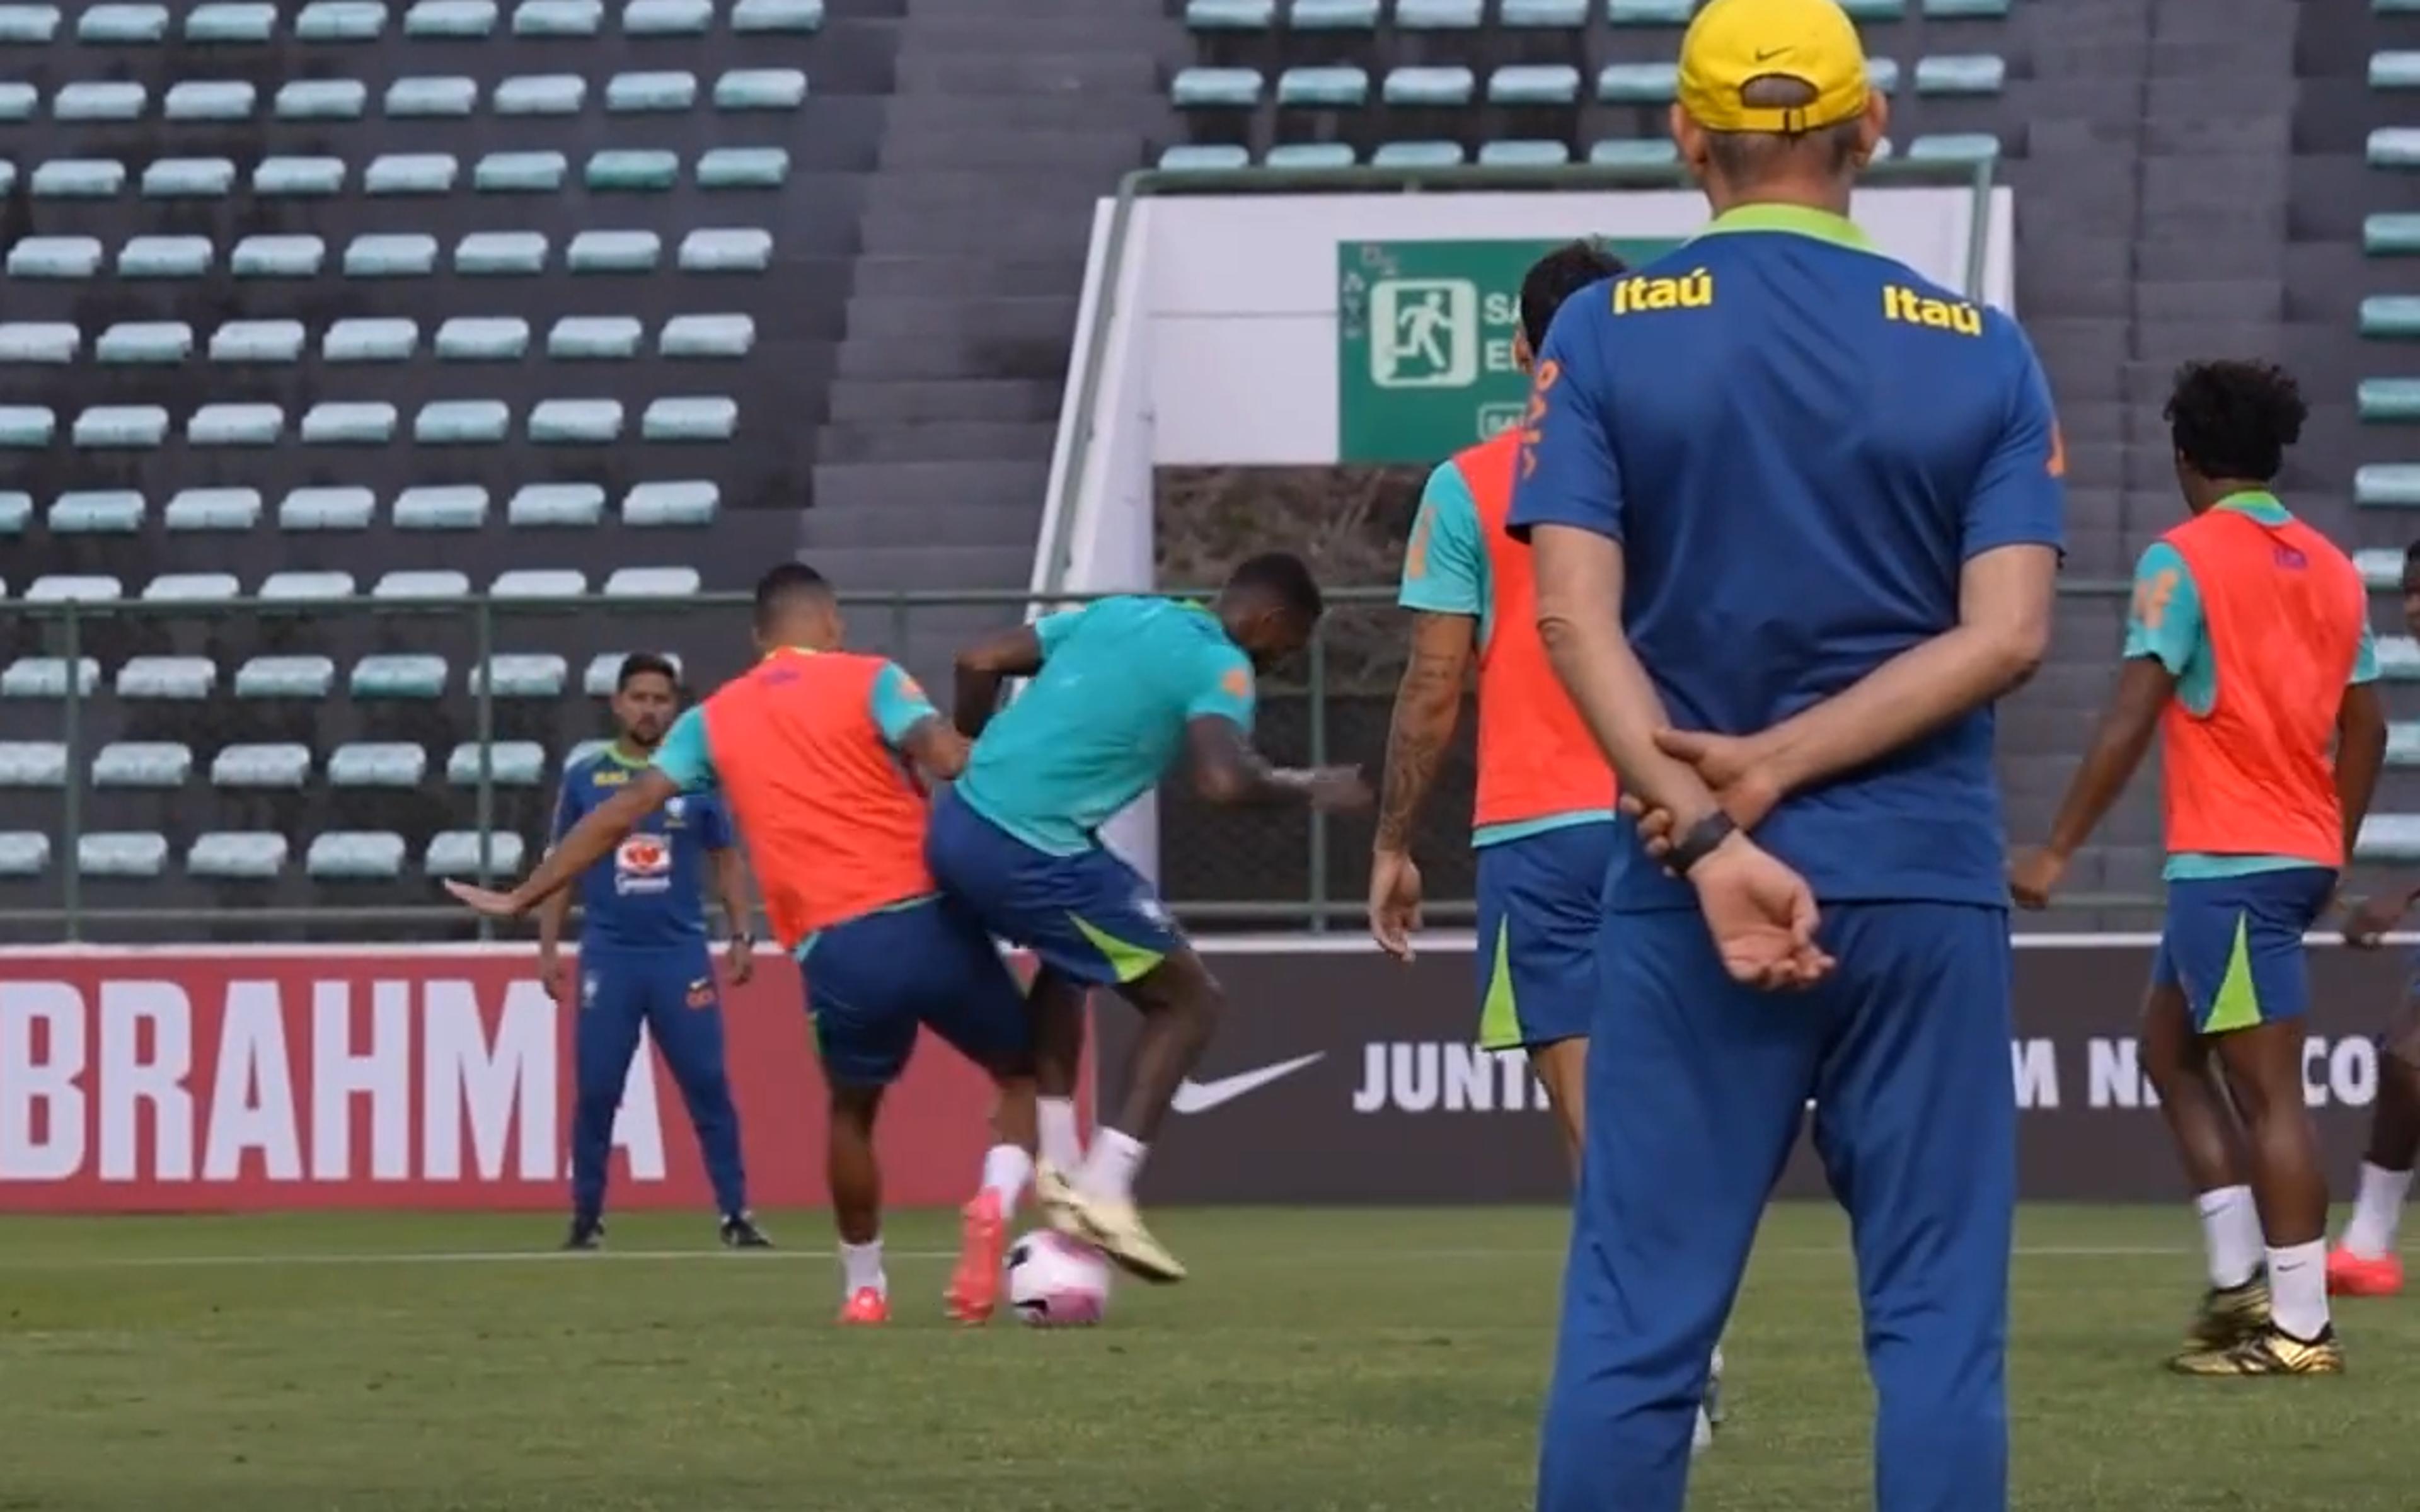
[328,742,429,788]
[277,79,366,119]
[1907,133,2001,164]
[475,151,568,192]
[234,655,336,698]
[0,406,54,445]
[425,830,527,878]
[403,0,493,35]
[79,4,168,42]
[164,81,255,120]
[1865,59,1901,94]
[388,75,476,116]
[1386,67,1475,106]
[606,566,701,598]
[119,236,210,279]
[1,656,98,697]
[0,3,57,41]
[1480,140,1572,166]
[1160,144,1248,171]
[308,831,407,879]
[258,570,356,603]
[2375,52,2420,89]
[35,159,126,198]
[1589,138,1682,166]
[660,314,754,359]
[345,236,439,279]
[1187,0,1270,21]
[437,317,531,361]
[186,2,274,39]
[679,229,770,273]
[494,73,585,115]
[2363,297,2420,337]
[302,401,396,442]
[0,833,48,877]
[254,156,347,196]
[295,0,386,38]
[591,149,681,190]
[717,69,805,110]
[491,568,587,600]
[2360,379,2420,420]
[0,163,18,197]
[352,653,448,697]
[25,575,122,602]
[50,491,143,533]
[729,0,819,30]
[1502,0,1586,25]
[2358,548,2404,589]
[1925,0,2007,12]
[324,318,419,363]
[210,743,312,789]
[1394,0,1478,25]
[531,398,625,442]
[0,322,76,363]
[8,236,103,278]
[1915,55,2006,95]
[2358,464,2420,506]
[1599,63,1680,102]
[116,655,217,699]
[232,235,326,278]
[0,493,26,534]
[550,316,642,359]
[372,570,471,601]
[1277,67,1367,107]
[141,157,236,198]
[1266,143,1354,170]
[624,479,718,527]
[0,742,66,787]
[697,147,788,189]
[0,84,32,120]
[2375,215,2420,258]
[93,742,192,789]
[74,406,171,449]
[164,487,261,532]
[644,396,737,441]
[366,153,460,195]
[91,324,181,368]
[468,653,570,697]
[514,0,600,33]
[417,399,512,444]
[1374,142,1466,169]
[1607,0,1694,18]
[393,484,489,529]
[1492,66,1583,105]
[189,832,288,879]
[626,0,712,31]
[281,486,377,530]
[2382,636,2420,679]
[2360,814,2420,861]
[448,742,547,786]
[1173,68,1263,108]
[608,70,694,112]
[139,575,238,605]
[2368,129,2420,168]
[510,482,606,527]
[209,320,304,364]
[56,81,145,120]
[80,833,168,878]
[189,403,286,446]
[458,231,549,275]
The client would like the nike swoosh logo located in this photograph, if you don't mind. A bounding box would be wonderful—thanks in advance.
[1170,1053,1326,1114]
[1754,45,1790,60]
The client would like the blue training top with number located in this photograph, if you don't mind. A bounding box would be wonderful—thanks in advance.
[954,596,1258,856]
[1507,205,2066,912]
[553,745,733,950]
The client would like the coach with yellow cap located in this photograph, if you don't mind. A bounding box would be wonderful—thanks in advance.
[1512,0,2064,1507]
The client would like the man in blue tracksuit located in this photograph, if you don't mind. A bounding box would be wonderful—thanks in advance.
[543,653,767,1249]
[1509,1,2064,1507]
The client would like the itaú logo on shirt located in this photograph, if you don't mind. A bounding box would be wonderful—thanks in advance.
[613,835,673,895]
[1882,284,1983,337]
[1611,268,1713,316]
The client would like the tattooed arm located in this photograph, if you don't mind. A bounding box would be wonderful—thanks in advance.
[1374,613,1475,856]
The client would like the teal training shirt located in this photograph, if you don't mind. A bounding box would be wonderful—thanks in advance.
[2121,491,2380,881]
[956,597,1259,855]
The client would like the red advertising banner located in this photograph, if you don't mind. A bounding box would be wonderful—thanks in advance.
[0,949,1075,1213]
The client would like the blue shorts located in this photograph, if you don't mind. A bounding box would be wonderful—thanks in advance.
[1473,822,1615,1052]
[804,895,1032,1087]
[2152,866,2336,1034]
[926,789,1183,987]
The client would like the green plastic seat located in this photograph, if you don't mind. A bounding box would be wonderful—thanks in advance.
[79,3,168,42]
[24,575,122,602]
[1599,63,1679,102]
[606,566,701,598]
[2367,214,2420,255]
[2392,723,2420,766]
[624,479,719,526]
[80,834,169,878]
[164,488,261,531]
[366,152,459,194]
[118,236,210,278]
[1173,67,1262,108]
[209,743,312,789]
[0,405,55,445]
[512,0,599,34]
[0,493,23,533]
[1265,143,1354,169]
[0,322,76,363]
[55,81,145,120]
[1292,0,1376,23]
[208,320,302,364]
[1590,137,1681,166]
[1393,0,1477,25]
[1915,54,2005,95]
[696,147,788,188]
[625,0,710,31]
[258,570,355,604]
[1607,0,1697,18]
[280,486,376,530]
[50,490,143,532]
[550,316,643,359]
[0,742,66,787]
[344,236,438,278]
[301,401,399,445]
[2364,297,2420,337]
[403,0,492,35]
[468,655,569,699]
[1492,65,1582,105]
[351,653,448,698]
[1277,66,1366,107]
[1502,0,1586,25]
[8,238,101,278]
[387,75,476,116]
[189,833,288,879]
[307,832,406,879]
[0,4,58,42]
[435,316,530,360]
[589,148,679,190]
[295,0,386,38]
[329,742,429,788]
[94,742,193,789]
[2358,548,2405,589]
[530,398,625,443]
[1867,59,1901,94]
[276,78,366,118]
[1160,144,1248,172]
[608,70,694,112]
[34,158,127,199]
[141,574,238,604]
[716,69,806,110]
[570,229,659,272]
[185,2,274,38]
[495,72,585,114]
[1906,132,2001,164]
[0,656,98,696]
[2360,813,2420,860]
[231,234,326,278]
[509,482,606,526]
[475,151,567,192]
[729,0,817,30]
[74,405,171,449]
[417,399,511,444]
[2361,379,2420,420]
[2375,51,2420,88]
[164,81,255,120]
[659,314,754,359]
[1481,140,1572,166]
[0,84,35,120]
[447,742,547,786]
[233,655,336,698]
[253,155,345,195]
[1372,140,1465,168]
[1386,66,1475,106]
[393,484,490,529]
[0,833,47,877]
[187,403,286,446]
[490,568,586,600]
[142,157,236,198]
[457,231,549,275]
[2360,465,2420,506]
[1924,0,2007,13]
[679,228,770,273]
[425,831,527,879]
[643,396,736,441]
[115,655,217,698]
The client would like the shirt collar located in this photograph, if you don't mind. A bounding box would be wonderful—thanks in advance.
[1691,203,1876,251]
[2214,489,2290,523]
[602,740,653,769]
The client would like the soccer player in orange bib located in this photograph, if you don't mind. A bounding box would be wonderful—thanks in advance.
[448,563,1044,1327]
[2014,360,2387,1374]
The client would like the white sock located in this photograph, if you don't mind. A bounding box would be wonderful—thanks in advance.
[2267,1239,2329,1341]
[2195,1185,2264,1289]
[1037,1097,1084,1172]
[1078,1127,1147,1203]
[2341,1160,2414,1259]
[980,1143,1033,1217]
[839,1239,885,1298]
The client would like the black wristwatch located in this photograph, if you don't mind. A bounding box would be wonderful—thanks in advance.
[1665,811,1738,877]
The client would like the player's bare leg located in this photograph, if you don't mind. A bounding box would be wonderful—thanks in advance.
[950,1072,1038,1326]
[1027,966,1090,1172]
[826,1084,891,1324]
[1038,949,1221,1283]
[2140,983,2273,1351]
[2332,1010,2420,1295]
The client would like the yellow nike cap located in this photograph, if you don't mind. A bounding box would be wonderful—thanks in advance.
[1677,0,1871,135]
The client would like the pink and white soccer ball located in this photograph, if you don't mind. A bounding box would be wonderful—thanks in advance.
[1006,1231,1111,1327]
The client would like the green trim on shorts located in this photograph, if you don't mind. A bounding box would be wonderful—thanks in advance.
[1473,810,1615,849]
[1071,913,1164,984]
[1478,918,1521,1051]
[2203,915,2263,1035]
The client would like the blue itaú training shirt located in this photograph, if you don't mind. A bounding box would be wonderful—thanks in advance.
[552,742,734,951]
[2121,490,2381,881]
[955,597,1259,856]
[1507,203,2067,912]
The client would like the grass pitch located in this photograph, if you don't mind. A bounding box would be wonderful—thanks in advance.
[4,1203,2416,1511]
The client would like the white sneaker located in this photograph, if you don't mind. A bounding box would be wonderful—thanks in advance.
[1033,1160,1186,1283]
